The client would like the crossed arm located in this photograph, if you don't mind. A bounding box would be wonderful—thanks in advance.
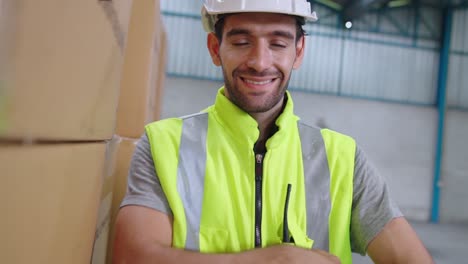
[112,205,433,264]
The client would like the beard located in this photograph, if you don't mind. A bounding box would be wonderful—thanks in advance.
[222,66,292,113]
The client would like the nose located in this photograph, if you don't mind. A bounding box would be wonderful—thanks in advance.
[245,41,273,72]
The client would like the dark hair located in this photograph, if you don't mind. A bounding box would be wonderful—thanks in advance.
[214,14,306,44]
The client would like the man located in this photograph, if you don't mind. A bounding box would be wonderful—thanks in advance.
[113,1,433,263]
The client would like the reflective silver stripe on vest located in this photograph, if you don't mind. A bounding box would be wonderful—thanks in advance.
[298,122,331,251]
[177,113,209,251]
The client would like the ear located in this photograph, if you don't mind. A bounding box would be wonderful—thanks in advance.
[207,32,222,66]
[292,35,305,69]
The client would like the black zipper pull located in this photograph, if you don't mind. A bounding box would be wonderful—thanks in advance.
[283,184,292,243]
[255,153,263,181]
[256,153,263,163]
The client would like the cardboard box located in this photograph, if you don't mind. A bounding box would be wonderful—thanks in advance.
[155,28,167,123]
[88,137,138,264]
[0,0,12,77]
[106,138,139,264]
[100,0,134,52]
[90,136,120,264]
[0,0,132,141]
[92,191,114,264]
[0,142,107,263]
[0,0,14,133]
[116,0,167,138]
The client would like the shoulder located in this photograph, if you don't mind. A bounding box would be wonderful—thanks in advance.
[320,128,355,145]
[145,112,210,138]
[296,122,356,159]
[297,121,354,142]
[297,120,321,131]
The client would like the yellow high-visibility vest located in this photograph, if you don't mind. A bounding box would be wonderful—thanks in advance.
[145,88,356,263]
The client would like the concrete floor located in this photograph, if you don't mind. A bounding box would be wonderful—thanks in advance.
[352,221,468,263]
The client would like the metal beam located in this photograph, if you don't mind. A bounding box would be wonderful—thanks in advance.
[431,7,453,223]
[342,0,392,21]
[452,1,468,9]
[419,8,440,39]
[308,0,342,12]
[412,2,420,46]
[382,10,410,35]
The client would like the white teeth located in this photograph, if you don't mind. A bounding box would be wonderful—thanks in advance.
[244,79,273,85]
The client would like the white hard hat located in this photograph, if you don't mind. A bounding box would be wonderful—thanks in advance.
[201,0,318,32]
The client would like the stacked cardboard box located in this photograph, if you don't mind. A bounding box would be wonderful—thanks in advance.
[91,0,168,263]
[0,143,107,263]
[93,138,139,264]
[0,0,160,263]
[0,0,131,141]
[90,137,120,264]
[0,0,13,130]
[0,0,167,262]
[115,0,166,138]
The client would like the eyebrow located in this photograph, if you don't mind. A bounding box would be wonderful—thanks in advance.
[226,28,295,40]
[226,28,251,38]
[271,30,295,40]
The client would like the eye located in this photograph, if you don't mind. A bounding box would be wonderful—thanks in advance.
[272,43,287,48]
[232,41,249,46]
[271,42,287,48]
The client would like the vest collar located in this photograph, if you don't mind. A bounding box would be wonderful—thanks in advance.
[212,87,299,149]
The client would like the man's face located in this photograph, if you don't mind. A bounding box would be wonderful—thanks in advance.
[207,13,305,114]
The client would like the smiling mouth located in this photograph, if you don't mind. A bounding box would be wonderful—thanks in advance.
[241,77,277,86]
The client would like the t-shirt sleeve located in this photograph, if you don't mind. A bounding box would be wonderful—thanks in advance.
[120,132,172,216]
[350,146,403,255]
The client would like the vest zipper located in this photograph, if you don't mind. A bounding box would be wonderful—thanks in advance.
[283,184,293,243]
[254,152,264,248]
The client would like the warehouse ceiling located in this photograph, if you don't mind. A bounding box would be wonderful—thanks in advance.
[309,0,468,21]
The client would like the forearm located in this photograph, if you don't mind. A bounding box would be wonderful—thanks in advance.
[112,207,339,264]
[367,218,434,264]
[114,244,241,264]
[113,243,340,264]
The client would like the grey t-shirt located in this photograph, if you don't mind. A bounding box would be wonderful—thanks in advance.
[121,132,402,255]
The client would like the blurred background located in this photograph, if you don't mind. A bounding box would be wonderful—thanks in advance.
[1,0,467,263]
